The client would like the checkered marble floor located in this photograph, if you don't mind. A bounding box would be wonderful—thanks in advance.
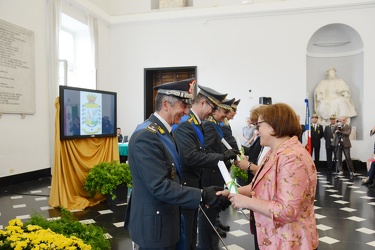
[1,169,375,249]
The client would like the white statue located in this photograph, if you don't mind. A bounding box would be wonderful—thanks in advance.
[314,67,357,124]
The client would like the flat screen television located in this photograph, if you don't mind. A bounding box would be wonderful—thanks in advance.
[59,85,117,140]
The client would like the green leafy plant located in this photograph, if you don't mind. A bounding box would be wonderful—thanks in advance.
[84,161,132,200]
[0,208,110,250]
[231,164,248,182]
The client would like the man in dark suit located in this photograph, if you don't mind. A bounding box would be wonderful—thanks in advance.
[323,115,337,169]
[173,86,238,250]
[220,99,240,150]
[200,98,234,247]
[311,113,324,167]
[117,127,123,143]
[124,79,232,250]
[333,116,355,176]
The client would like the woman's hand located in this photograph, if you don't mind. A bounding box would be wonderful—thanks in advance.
[216,189,230,198]
[228,193,251,210]
[235,159,250,171]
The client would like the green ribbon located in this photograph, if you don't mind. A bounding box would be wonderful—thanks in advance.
[227,180,239,194]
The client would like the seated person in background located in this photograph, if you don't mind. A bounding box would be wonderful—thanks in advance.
[117,127,123,143]
[362,154,375,188]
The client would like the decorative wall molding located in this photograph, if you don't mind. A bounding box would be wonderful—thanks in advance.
[109,0,375,25]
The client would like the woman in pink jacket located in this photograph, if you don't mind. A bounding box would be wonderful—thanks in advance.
[221,103,318,249]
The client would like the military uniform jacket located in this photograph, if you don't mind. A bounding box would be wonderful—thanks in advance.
[220,118,238,150]
[174,111,223,188]
[201,116,227,187]
[125,114,201,248]
[323,124,335,149]
[311,123,324,147]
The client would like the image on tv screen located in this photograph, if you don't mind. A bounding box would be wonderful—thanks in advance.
[59,86,117,140]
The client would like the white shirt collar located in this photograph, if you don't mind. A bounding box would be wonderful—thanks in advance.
[190,108,202,124]
[154,112,172,133]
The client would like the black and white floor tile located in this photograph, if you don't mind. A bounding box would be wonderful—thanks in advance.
[1,168,375,250]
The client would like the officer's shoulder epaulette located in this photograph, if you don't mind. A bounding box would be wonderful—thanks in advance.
[187,117,194,124]
[145,122,158,134]
[207,116,215,122]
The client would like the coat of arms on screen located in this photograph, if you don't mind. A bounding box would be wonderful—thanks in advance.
[81,92,102,135]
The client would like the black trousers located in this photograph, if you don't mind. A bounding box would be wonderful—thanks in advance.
[336,146,354,172]
[326,146,336,168]
[182,208,198,250]
[197,206,218,250]
[312,145,320,163]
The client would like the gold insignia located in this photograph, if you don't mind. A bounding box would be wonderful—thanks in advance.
[145,123,158,133]
[188,114,199,125]
[158,126,165,134]
[207,116,216,123]
[171,170,175,179]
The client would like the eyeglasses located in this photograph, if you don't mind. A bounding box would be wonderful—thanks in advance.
[206,101,217,112]
[255,121,266,129]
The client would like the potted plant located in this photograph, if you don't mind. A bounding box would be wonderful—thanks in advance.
[84,161,132,203]
[0,208,111,249]
[231,164,248,187]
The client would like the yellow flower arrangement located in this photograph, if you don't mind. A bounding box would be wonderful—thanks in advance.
[0,218,92,250]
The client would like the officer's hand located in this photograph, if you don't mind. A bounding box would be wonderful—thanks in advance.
[214,196,231,212]
[202,186,223,206]
[223,149,240,161]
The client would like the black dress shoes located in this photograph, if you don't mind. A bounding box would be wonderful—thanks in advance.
[218,221,230,232]
[214,226,227,238]
[368,182,375,188]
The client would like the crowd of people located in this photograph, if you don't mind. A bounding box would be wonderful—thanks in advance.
[123,78,320,250]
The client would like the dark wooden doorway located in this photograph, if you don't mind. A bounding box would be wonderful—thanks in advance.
[144,66,197,119]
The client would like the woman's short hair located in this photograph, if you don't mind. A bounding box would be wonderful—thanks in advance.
[258,103,302,138]
[250,105,267,123]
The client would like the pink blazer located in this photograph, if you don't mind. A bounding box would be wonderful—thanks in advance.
[251,136,319,249]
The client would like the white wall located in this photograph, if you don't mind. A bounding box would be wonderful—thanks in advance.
[110,1,375,162]
[0,0,51,177]
[0,0,374,179]
[0,0,111,178]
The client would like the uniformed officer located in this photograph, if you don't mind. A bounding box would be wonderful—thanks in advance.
[124,79,229,250]
[220,99,240,150]
[199,98,235,249]
[311,113,324,167]
[173,86,239,250]
[323,114,337,169]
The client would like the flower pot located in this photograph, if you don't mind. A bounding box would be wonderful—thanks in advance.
[106,183,128,205]
[236,178,248,187]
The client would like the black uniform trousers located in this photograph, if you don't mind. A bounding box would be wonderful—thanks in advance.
[336,146,354,172]
[326,146,336,169]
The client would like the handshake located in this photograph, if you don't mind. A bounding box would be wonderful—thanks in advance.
[223,149,241,161]
[201,186,231,212]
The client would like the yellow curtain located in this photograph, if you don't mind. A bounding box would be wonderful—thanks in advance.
[49,97,120,210]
